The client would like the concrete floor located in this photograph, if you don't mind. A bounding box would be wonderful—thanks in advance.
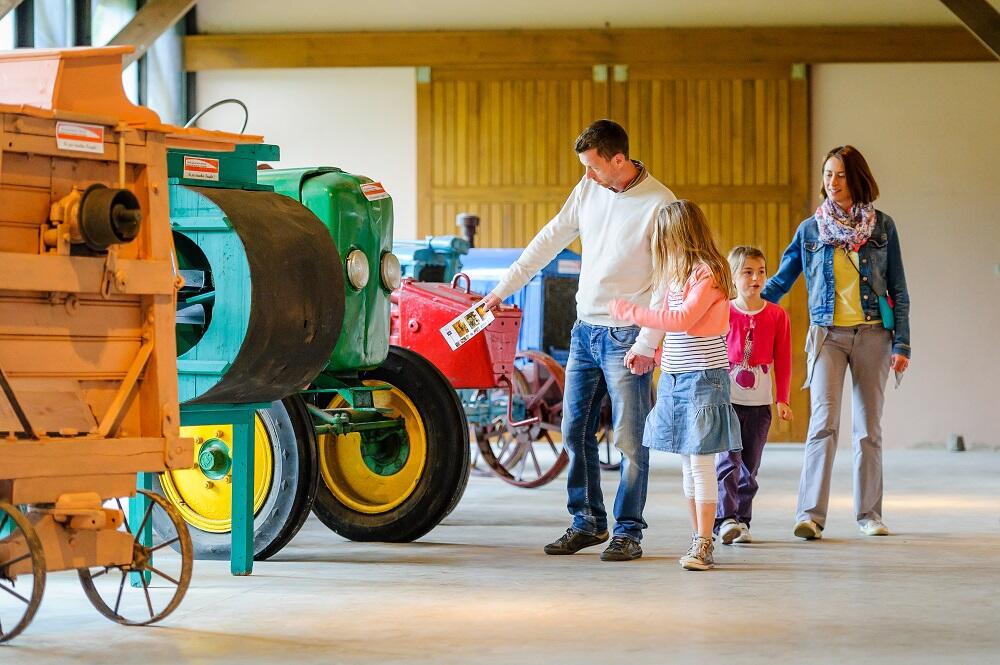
[8,448,999,664]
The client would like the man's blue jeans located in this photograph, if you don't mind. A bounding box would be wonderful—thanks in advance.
[563,321,653,541]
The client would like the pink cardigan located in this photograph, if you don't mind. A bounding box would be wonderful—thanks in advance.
[609,264,730,337]
[728,302,792,403]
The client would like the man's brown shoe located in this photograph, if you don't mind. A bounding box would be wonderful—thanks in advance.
[544,528,610,555]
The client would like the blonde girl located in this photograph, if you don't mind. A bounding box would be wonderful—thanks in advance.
[611,200,741,570]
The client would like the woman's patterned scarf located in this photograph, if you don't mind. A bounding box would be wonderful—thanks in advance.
[815,198,876,250]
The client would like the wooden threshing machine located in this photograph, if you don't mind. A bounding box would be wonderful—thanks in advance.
[0,47,203,641]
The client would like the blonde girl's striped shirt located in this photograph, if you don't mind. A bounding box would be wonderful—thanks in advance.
[660,289,729,373]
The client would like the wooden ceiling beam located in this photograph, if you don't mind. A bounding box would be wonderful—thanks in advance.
[0,0,26,21]
[108,0,197,67]
[940,0,1000,59]
[184,26,994,71]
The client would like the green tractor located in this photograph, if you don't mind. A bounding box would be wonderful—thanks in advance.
[158,142,469,559]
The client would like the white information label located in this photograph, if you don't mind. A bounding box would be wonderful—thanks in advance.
[360,182,390,201]
[182,155,221,181]
[439,299,495,351]
[55,121,105,154]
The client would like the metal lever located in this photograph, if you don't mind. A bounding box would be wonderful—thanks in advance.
[496,374,538,428]
[0,362,38,439]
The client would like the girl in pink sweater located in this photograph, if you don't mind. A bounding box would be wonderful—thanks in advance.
[610,200,742,571]
[715,246,793,546]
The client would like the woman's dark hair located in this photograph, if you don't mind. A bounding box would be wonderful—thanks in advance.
[822,145,879,204]
[574,119,629,160]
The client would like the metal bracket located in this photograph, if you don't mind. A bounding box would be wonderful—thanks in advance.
[100,247,124,298]
[496,374,538,428]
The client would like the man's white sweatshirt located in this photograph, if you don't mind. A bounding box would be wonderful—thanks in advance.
[491,173,676,357]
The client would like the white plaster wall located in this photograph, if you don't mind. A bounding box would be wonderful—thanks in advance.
[811,63,1000,448]
[195,68,418,238]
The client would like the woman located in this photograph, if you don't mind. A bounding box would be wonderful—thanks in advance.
[762,145,910,539]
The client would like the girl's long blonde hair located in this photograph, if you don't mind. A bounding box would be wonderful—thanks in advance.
[651,200,734,299]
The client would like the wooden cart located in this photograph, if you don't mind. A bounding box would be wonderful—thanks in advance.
[0,46,197,642]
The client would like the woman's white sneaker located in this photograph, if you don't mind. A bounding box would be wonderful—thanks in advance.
[859,519,890,536]
[793,520,822,540]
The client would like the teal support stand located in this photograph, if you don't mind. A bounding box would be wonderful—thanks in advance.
[0,514,15,538]
[137,402,267,577]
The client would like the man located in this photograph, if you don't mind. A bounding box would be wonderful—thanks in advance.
[482,119,675,561]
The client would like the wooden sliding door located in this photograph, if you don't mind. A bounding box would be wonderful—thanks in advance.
[417,63,811,440]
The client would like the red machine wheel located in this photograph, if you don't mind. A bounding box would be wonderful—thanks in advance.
[475,350,569,488]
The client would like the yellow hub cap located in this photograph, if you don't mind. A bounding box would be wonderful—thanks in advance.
[160,418,274,533]
[319,381,427,514]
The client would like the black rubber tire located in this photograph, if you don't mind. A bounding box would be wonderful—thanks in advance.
[311,346,470,542]
[151,395,319,561]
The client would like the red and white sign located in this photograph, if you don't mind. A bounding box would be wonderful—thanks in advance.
[360,182,390,202]
[55,121,105,154]
[182,155,221,181]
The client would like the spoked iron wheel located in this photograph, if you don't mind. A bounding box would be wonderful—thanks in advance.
[468,429,495,478]
[78,491,193,626]
[596,397,622,471]
[0,503,45,643]
[475,350,569,488]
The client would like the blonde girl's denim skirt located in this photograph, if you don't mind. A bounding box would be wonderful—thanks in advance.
[643,367,743,455]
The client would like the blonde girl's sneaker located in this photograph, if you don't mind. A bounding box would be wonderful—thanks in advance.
[859,519,890,536]
[680,536,715,571]
[793,520,822,540]
[733,522,752,544]
[719,518,741,545]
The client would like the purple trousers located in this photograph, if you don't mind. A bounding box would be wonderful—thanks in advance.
[714,404,772,531]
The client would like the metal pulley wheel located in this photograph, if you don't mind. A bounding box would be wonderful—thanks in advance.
[78,184,143,251]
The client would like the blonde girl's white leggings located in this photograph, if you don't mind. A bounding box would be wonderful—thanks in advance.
[681,454,719,503]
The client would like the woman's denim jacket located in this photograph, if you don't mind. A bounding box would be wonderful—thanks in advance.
[761,211,911,359]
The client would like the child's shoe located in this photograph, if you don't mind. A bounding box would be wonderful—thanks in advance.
[680,536,715,570]
[793,519,822,540]
[719,518,741,545]
[733,522,752,544]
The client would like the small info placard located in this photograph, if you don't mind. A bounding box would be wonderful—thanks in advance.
[439,299,495,351]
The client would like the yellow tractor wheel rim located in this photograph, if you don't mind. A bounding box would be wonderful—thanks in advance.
[160,417,274,533]
[319,381,427,514]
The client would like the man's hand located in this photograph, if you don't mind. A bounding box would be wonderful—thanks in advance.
[776,402,793,421]
[624,350,656,375]
[890,354,909,373]
[482,293,502,313]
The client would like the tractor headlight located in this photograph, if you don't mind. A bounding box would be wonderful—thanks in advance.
[346,249,370,290]
[380,252,402,291]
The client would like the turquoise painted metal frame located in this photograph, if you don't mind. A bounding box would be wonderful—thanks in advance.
[136,402,268,577]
